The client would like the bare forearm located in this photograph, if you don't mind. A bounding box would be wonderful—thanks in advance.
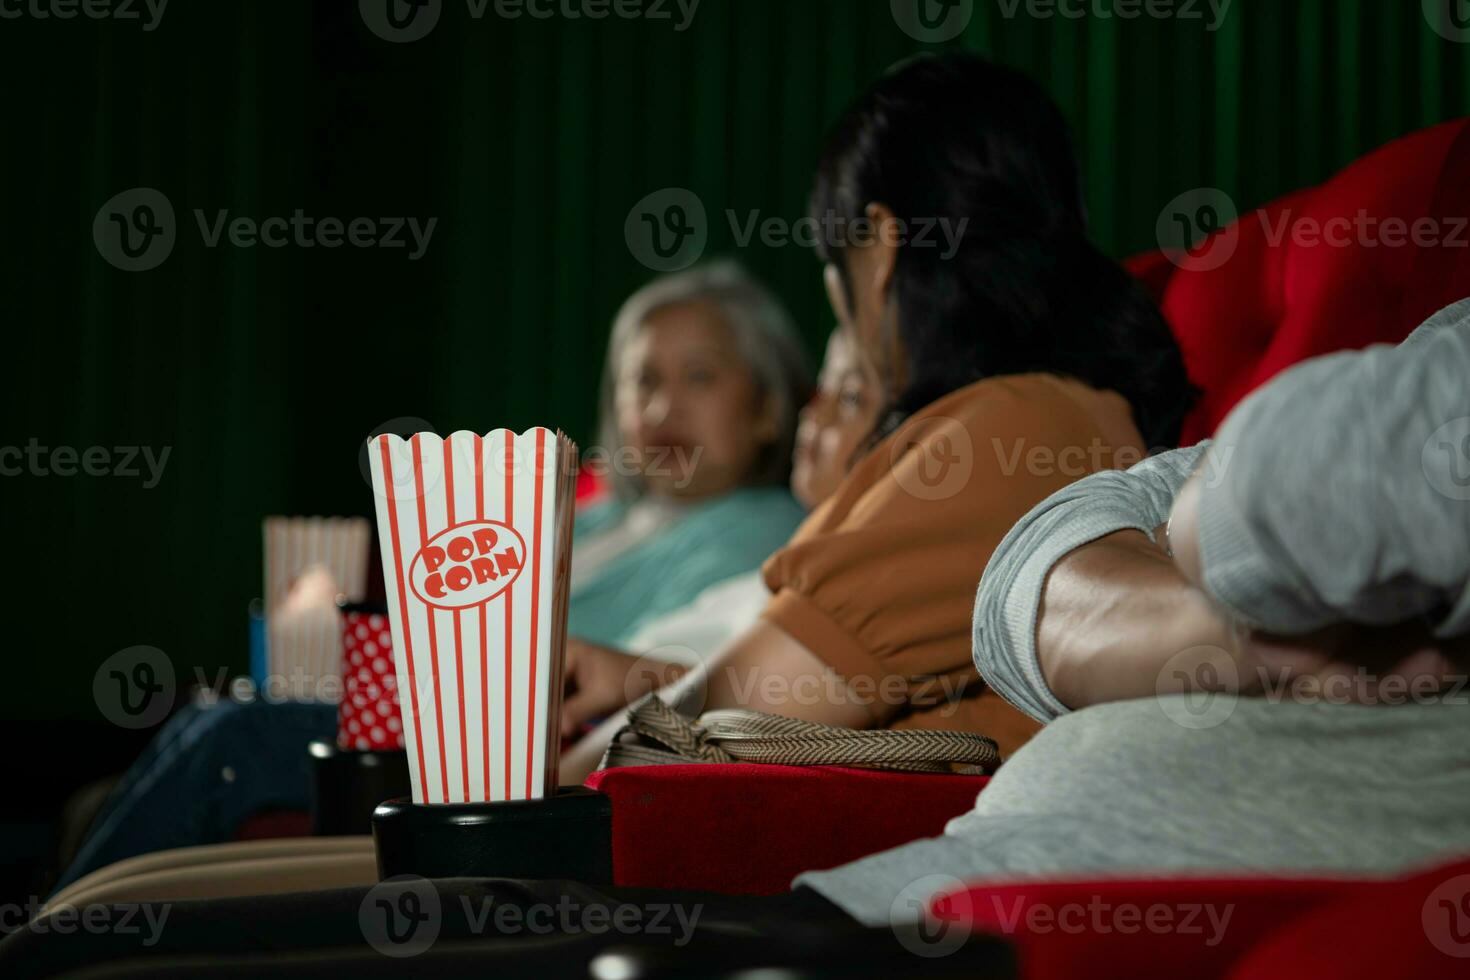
[1037,529,1248,709]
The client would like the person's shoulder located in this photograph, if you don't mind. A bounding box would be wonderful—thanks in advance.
[919,373,1116,427]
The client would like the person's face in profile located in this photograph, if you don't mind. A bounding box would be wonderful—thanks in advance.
[615,300,778,501]
[822,206,903,404]
[791,328,881,510]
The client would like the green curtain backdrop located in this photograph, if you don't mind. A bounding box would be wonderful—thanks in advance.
[3,0,1469,721]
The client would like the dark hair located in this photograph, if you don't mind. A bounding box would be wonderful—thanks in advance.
[810,53,1195,449]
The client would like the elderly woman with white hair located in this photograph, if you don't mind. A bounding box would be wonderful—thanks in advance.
[565,259,810,649]
[52,260,812,890]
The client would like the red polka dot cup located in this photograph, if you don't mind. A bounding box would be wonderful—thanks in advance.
[337,607,404,751]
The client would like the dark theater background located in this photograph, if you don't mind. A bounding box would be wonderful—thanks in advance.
[1,0,1468,907]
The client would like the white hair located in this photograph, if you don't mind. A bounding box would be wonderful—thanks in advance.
[597,259,811,499]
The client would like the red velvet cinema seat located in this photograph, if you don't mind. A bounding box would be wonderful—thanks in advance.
[584,117,1470,895]
[923,853,1470,980]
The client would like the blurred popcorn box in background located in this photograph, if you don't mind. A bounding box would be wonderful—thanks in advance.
[263,516,372,617]
[259,516,372,701]
[368,429,577,805]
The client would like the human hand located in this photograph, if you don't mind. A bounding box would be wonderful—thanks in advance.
[561,639,684,739]
[1239,619,1469,706]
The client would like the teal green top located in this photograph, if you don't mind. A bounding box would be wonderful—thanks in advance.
[567,486,806,649]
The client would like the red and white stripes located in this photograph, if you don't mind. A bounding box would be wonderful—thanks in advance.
[369,429,560,804]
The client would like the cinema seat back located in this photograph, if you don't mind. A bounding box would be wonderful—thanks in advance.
[926,874,1387,980]
[1227,855,1470,980]
[1126,118,1470,444]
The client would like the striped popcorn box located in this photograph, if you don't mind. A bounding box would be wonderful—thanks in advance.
[262,516,372,619]
[265,565,348,703]
[259,515,372,696]
[367,429,577,805]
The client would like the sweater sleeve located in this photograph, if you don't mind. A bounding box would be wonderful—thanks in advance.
[971,443,1211,722]
[1196,298,1470,637]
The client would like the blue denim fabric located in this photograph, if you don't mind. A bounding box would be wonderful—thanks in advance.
[54,698,337,892]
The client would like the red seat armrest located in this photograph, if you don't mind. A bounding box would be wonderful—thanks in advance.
[584,763,988,895]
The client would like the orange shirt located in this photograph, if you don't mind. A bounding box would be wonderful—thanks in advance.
[761,373,1145,758]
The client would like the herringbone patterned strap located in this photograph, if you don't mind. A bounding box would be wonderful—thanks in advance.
[608,694,999,774]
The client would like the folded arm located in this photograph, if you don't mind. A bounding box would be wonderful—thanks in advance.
[972,442,1248,719]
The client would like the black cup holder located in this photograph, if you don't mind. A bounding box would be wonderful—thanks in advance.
[308,740,413,836]
[371,787,613,883]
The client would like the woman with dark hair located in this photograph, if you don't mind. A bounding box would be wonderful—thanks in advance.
[559,51,1195,778]
[811,54,1191,452]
